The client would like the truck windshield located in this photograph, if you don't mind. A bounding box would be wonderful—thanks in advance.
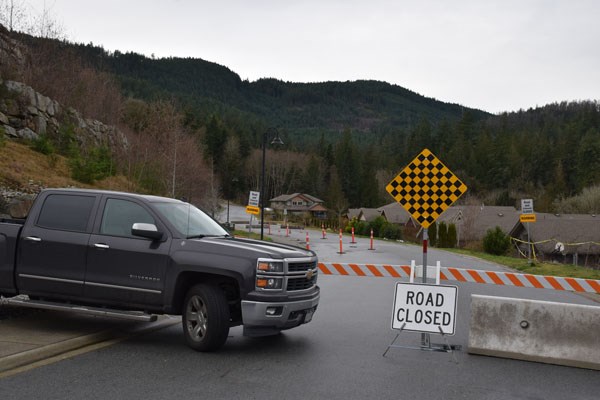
[153,202,229,238]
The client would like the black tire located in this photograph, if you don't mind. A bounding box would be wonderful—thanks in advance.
[182,284,230,352]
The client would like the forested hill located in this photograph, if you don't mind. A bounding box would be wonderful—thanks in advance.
[6,28,599,213]
[56,41,490,145]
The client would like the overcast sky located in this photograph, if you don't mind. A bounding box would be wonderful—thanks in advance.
[23,0,600,114]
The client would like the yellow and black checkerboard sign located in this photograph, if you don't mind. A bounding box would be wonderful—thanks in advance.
[386,148,467,228]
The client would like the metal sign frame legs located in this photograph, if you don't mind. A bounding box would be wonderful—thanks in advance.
[383,229,461,357]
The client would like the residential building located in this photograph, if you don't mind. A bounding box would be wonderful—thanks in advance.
[436,205,520,245]
[346,207,383,223]
[269,193,328,219]
[509,213,600,267]
[377,202,417,227]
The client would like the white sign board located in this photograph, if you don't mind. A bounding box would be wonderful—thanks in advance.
[521,198,534,214]
[391,283,458,335]
[248,191,260,207]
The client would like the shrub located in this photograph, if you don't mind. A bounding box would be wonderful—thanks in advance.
[56,123,79,157]
[380,222,402,240]
[70,145,114,183]
[31,135,55,155]
[345,217,359,233]
[48,153,59,168]
[483,226,511,255]
[370,216,386,237]
[356,221,369,236]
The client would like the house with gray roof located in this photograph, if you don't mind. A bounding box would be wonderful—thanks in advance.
[346,208,362,221]
[377,202,417,227]
[269,193,328,219]
[436,205,520,245]
[344,208,383,226]
[509,213,600,267]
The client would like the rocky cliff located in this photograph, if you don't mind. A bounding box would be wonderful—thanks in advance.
[0,24,127,217]
[0,24,25,81]
[0,79,127,149]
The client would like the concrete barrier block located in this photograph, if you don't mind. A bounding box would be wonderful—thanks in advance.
[468,294,600,370]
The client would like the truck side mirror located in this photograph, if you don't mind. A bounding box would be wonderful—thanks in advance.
[131,223,163,241]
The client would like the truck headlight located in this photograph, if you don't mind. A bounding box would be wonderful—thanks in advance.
[256,277,283,290]
[257,261,284,273]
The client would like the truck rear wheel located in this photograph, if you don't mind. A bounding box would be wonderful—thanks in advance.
[182,284,230,352]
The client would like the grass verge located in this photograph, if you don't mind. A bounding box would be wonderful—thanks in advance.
[232,230,273,241]
[448,248,600,280]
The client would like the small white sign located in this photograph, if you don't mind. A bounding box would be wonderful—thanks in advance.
[521,198,534,214]
[391,283,458,335]
[248,191,260,207]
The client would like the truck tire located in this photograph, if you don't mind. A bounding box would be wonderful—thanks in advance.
[182,284,230,352]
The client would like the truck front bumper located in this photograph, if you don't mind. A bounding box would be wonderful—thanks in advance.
[241,291,320,336]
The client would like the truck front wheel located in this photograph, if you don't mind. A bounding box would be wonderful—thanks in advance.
[182,284,230,352]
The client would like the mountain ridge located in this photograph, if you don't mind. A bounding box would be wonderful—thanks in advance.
[55,40,490,143]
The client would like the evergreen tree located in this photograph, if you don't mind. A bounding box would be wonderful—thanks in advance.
[300,155,324,196]
[429,221,438,247]
[203,115,228,168]
[575,130,600,190]
[358,145,381,207]
[334,128,361,206]
[221,135,243,199]
[438,221,448,248]
[433,119,453,155]
[326,165,348,228]
[447,223,457,248]
[406,118,432,153]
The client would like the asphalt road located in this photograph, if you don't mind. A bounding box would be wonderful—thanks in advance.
[0,222,598,399]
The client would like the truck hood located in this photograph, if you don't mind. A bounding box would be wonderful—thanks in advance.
[185,236,315,260]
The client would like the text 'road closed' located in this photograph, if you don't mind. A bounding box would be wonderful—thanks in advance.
[391,283,458,335]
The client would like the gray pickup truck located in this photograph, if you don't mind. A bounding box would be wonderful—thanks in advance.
[0,188,319,351]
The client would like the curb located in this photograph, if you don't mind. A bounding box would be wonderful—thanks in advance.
[0,329,115,373]
[0,316,180,374]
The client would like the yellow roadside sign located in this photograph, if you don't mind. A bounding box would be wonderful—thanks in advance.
[246,205,260,215]
[520,214,536,223]
[386,148,467,228]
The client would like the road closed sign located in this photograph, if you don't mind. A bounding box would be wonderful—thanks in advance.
[391,283,458,335]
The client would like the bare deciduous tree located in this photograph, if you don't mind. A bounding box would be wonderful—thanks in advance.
[554,185,600,214]
[118,99,212,205]
[245,149,310,201]
[0,0,27,32]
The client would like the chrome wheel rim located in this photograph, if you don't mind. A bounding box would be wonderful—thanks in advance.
[186,295,208,341]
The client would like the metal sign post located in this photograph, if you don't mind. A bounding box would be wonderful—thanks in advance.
[520,199,535,265]
[421,228,429,348]
[526,221,531,264]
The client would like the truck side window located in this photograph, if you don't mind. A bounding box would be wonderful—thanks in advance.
[37,194,96,232]
[100,199,155,237]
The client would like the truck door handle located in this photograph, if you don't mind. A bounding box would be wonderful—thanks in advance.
[94,243,110,249]
[24,236,42,242]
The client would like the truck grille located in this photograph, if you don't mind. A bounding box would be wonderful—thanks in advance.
[286,274,318,291]
[288,261,317,273]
